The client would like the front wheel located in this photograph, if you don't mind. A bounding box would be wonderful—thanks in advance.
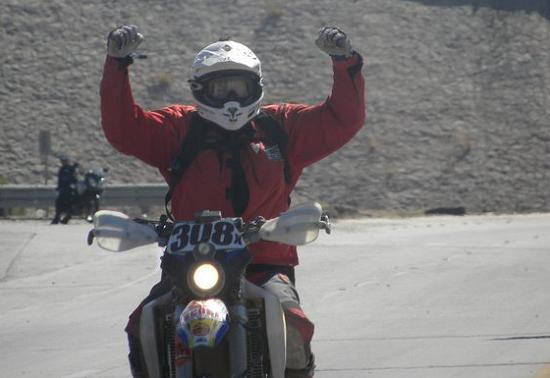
[85,197,100,223]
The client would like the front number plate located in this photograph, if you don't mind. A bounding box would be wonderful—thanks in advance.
[167,220,244,254]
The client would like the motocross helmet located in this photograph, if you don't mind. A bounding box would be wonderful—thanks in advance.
[189,40,263,131]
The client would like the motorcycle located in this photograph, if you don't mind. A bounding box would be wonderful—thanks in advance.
[87,202,331,378]
[70,166,106,222]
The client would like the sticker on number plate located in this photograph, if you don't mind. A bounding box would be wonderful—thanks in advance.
[167,219,244,254]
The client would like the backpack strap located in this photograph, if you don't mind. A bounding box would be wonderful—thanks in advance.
[254,110,291,184]
[164,112,208,220]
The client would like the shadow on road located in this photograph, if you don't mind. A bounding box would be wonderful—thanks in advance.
[403,0,550,20]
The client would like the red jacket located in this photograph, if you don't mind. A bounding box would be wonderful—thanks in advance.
[100,54,366,266]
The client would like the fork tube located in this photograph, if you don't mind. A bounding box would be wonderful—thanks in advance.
[229,303,248,376]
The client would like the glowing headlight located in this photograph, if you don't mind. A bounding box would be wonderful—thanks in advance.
[193,263,220,291]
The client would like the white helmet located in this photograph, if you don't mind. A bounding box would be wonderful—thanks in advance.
[189,40,264,131]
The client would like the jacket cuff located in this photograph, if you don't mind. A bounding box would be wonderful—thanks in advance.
[332,51,363,78]
[105,55,134,70]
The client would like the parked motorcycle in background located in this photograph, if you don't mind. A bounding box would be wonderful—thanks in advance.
[88,202,330,378]
[74,165,107,222]
[53,165,107,224]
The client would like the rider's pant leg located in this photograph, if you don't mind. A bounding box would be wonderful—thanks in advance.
[51,196,64,224]
[259,272,316,377]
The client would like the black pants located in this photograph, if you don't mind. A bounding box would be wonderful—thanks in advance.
[51,193,72,224]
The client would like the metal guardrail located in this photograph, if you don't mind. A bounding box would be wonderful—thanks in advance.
[0,184,169,209]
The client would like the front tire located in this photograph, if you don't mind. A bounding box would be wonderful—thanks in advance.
[85,197,100,223]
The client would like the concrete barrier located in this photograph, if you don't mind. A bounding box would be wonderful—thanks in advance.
[0,184,168,209]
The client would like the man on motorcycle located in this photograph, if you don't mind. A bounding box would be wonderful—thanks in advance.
[101,24,365,377]
[51,154,79,224]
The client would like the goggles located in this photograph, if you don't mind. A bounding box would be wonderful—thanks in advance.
[206,75,253,100]
[190,70,262,108]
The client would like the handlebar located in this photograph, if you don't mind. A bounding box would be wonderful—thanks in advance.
[88,203,330,251]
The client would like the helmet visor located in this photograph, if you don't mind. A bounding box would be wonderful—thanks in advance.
[206,76,252,100]
[191,70,262,108]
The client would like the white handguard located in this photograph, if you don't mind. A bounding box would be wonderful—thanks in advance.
[107,25,144,58]
[259,202,324,246]
[92,210,158,251]
[315,26,353,58]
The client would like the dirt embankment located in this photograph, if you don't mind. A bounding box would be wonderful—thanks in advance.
[1,0,549,216]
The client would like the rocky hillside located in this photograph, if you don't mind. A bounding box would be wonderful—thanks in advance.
[1,0,549,215]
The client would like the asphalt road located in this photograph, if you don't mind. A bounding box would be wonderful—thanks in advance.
[1,213,549,378]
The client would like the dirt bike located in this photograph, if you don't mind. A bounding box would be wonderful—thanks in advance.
[87,202,330,378]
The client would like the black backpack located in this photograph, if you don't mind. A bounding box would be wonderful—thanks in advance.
[164,110,291,219]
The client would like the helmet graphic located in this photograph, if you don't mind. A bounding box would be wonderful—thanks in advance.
[189,40,263,131]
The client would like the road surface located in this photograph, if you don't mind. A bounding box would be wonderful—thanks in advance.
[1,213,549,377]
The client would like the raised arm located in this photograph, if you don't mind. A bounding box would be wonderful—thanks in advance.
[100,25,184,171]
[283,26,366,170]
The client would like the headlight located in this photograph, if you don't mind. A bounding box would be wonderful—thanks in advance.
[187,261,225,297]
[193,263,219,290]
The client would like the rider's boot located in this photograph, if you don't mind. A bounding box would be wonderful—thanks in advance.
[286,352,316,377]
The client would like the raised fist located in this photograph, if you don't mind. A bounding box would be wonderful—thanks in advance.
[107,25,143,58]
[315,26,353,58]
